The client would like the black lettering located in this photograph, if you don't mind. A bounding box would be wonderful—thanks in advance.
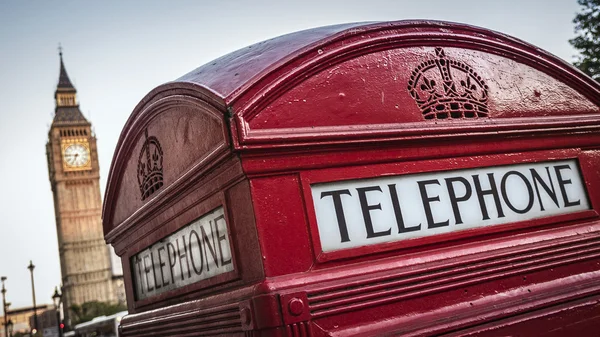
[214,215,232,266]
[554,165,581,207]
[188,230,204,275]
[157,246,169,287]
[320,189,352,242]
[530,167,559,211]
[445,177,473,225]
[418,179,449,228]
[501,171,534,214]
[176,237,191,280]
[388,184,421,233]
[143,254,154,292]
[136,256,144,294]
[166,242,177,284]
[150,249,160,289]
[472,173,505,220]
[356,186,391,238]
[201,225,219,271]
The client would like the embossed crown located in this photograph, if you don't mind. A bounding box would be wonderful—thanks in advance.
[408,48,489,120]
[137,129,164,201]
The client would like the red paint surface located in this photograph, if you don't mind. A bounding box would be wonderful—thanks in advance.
[103,21,600,336]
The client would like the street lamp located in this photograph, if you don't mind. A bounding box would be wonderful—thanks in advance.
[52,287,63,337]
[27,261,38,335]
[7,319,13,337]
[1,276,7,337]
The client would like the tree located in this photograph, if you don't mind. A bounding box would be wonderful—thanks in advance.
[570,0,600,81]
[70,301,127,325]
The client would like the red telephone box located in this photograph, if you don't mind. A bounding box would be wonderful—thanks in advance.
[103,21,600,336]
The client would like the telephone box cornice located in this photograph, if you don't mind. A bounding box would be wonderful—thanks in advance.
[102,81,231,237]
[170,20,600,149]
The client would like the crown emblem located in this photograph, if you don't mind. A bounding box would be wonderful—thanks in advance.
[137,129,164,201]
[408,48,489,120]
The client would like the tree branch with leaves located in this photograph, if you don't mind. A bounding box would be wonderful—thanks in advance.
[69,301,127,325]
[570,0,600,81]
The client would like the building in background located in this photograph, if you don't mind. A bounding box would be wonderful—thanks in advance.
[29,307,59,335]
[45,51,125,327]
[0,305,48,336]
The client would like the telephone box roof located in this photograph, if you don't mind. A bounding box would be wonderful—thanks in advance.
[171,20,600,108]
[176,22,369,101]
[117,20,600,152]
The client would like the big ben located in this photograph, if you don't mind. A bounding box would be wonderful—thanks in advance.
[46,50,125,322]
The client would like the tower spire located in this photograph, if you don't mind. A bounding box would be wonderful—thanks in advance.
[57,44,75,90]
[52,45,87,124]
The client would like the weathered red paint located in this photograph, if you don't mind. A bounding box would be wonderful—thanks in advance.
[103,20,600,336]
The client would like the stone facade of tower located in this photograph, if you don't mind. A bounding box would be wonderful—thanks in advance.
[46,53,125,323]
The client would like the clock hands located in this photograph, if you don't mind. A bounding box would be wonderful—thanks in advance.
[65,152,81,166]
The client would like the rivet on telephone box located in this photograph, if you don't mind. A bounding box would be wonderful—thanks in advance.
[102,21,600,336]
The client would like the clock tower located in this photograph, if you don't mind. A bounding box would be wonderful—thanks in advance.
[46,51,125,322]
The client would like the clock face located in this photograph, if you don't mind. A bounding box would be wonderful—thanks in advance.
[63,143,91,168]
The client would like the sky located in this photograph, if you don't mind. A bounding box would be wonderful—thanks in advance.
[0,0,584,309]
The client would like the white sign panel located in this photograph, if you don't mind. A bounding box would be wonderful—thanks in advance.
[311,160,589,252]
[132,207,234,300]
